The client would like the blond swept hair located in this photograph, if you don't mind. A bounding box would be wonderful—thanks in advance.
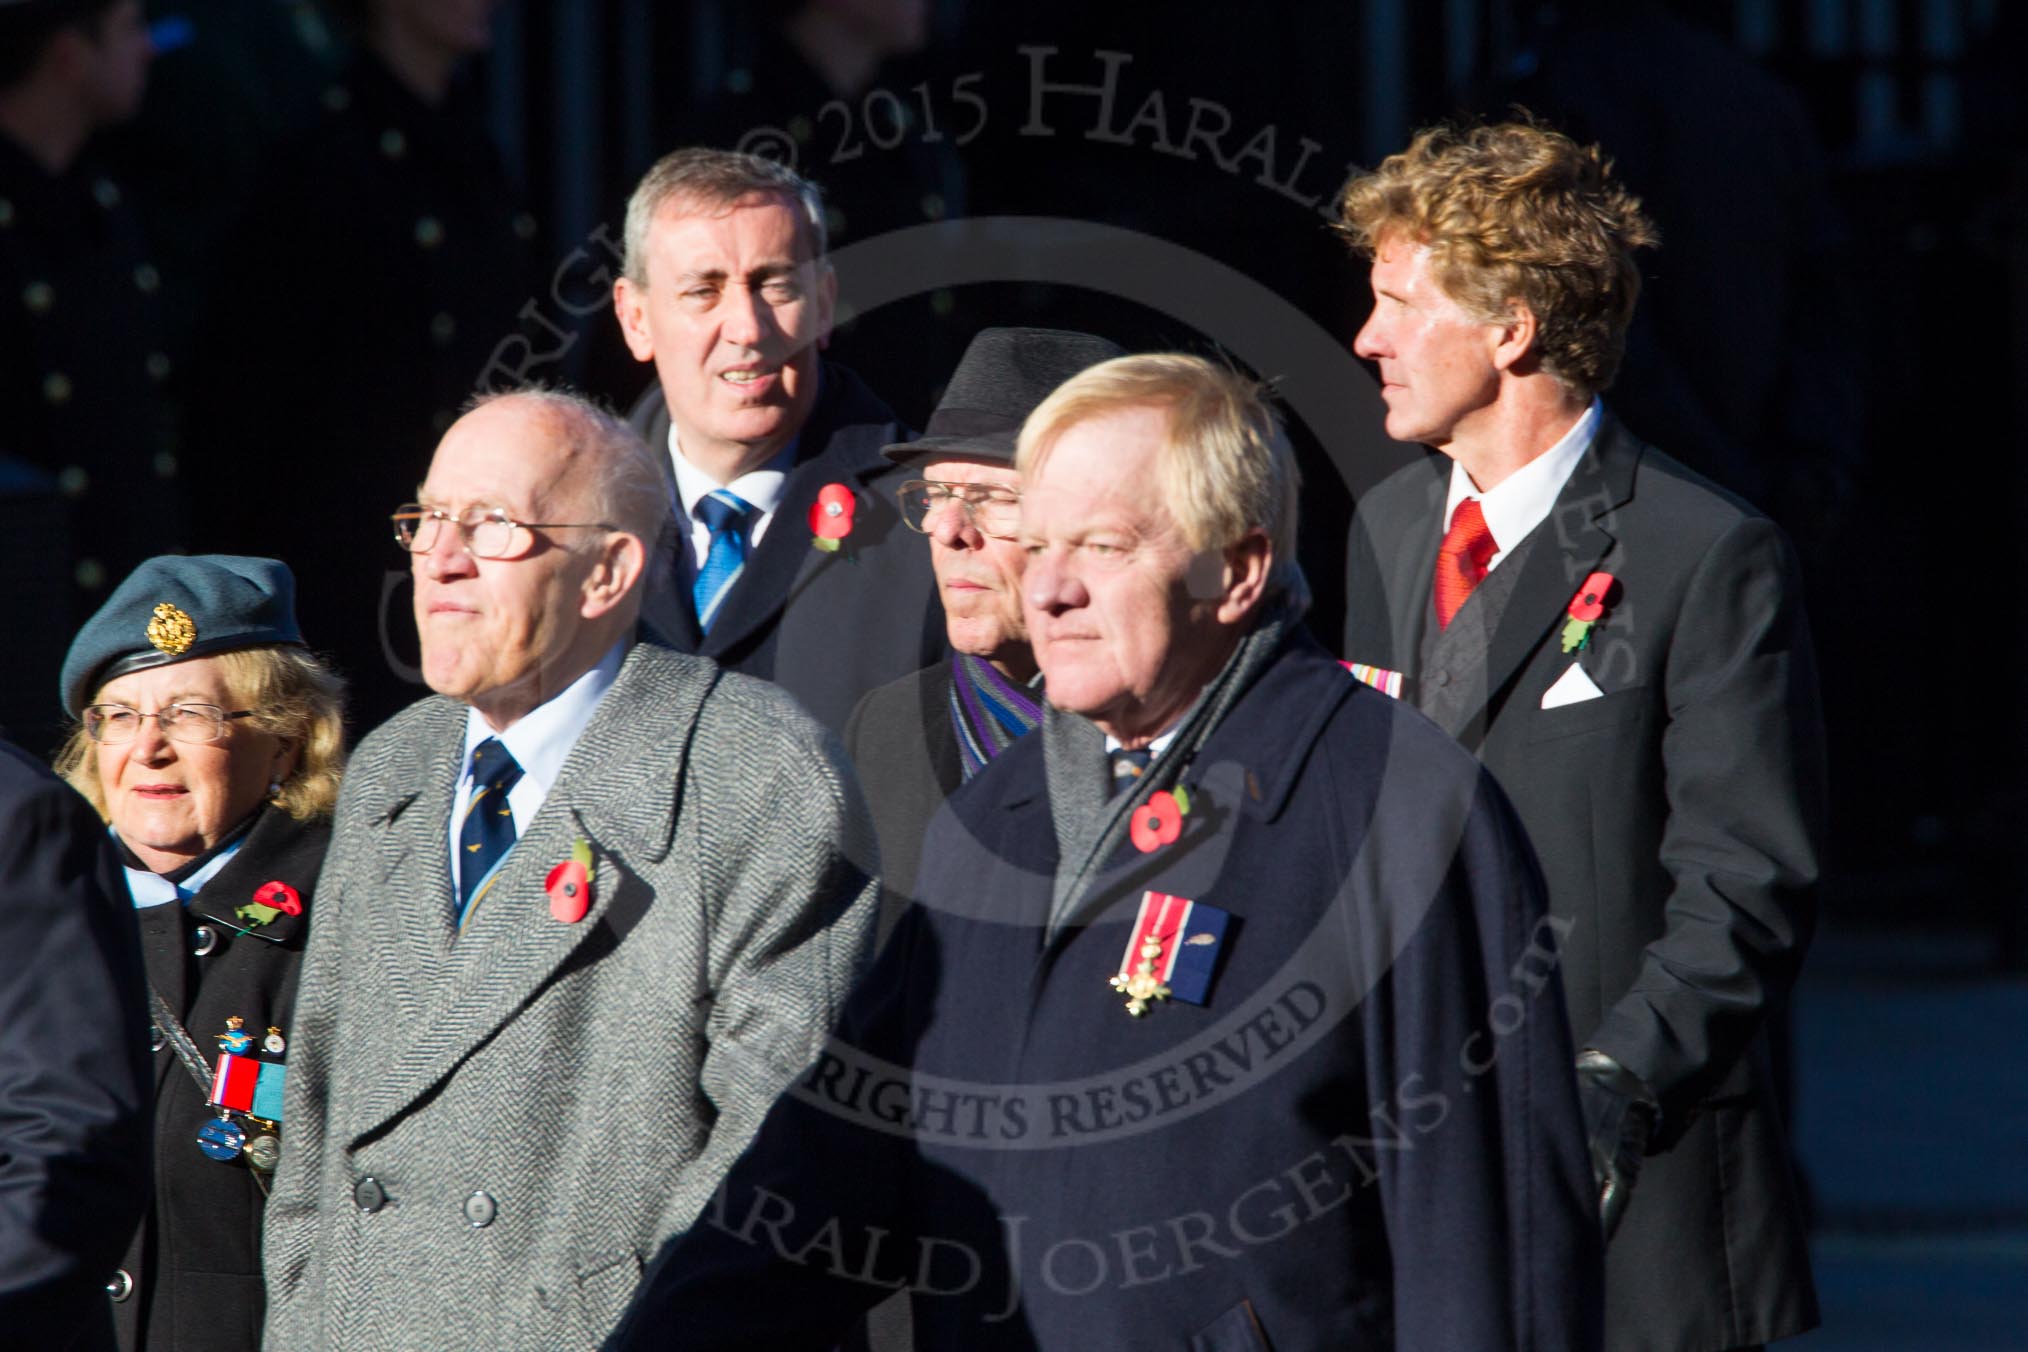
[1015,353,1305,605]
[1336,118,1659,397]
[56,645,348,824]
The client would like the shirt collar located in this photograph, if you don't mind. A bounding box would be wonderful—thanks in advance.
[1443,396,1602,563]
[668,427,800,521]
[461,640,627,794]
[117,829,248,908]
[1103,725,1183,757]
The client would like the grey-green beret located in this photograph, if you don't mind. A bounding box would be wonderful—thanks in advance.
[61,555,304,715]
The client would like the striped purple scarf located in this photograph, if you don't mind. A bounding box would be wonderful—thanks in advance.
[948,652,1043,780]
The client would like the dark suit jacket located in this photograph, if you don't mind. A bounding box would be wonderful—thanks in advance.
[612,630,1601,1351]
[843,661,962,926]
[1344,414,1824,1352]
[113,808,327,1352]
[629,362,944,733]
[0,741,151,1350]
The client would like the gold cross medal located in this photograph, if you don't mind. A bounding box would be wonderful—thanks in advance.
[1108,891,1232,1017]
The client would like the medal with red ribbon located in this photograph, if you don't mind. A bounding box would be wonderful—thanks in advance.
[1108,890,1233,1016]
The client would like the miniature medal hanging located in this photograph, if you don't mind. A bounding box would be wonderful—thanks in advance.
[201,1014,287,1171]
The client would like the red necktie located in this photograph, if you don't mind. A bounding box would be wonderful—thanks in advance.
[1434,498,1497,630]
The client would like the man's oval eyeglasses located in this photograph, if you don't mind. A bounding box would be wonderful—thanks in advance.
[898,480,1021,540]
[392,505,617,560]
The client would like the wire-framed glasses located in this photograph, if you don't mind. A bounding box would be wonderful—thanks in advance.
[898,480,1022,539]
[84,703,256,745]
[391,504,616,560]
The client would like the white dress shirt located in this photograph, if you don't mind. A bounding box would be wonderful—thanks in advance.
[1443,396,1603,570]
[121,833,246,908]
[667,428,800,587]
[449,640,626,894]
[1104,726,1183,757]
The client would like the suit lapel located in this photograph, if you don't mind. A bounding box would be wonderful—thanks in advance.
[926,663,965,798]
[697,371,906,660]
[698,457,845,658]
[367,711,464,1030]
[1475,417,1639,722]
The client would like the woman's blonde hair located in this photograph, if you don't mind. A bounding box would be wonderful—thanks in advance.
[56,645,348,823]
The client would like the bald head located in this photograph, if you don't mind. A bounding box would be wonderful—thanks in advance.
[410,390,659,729]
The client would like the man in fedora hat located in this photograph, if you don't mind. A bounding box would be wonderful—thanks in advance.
[844,327,1125,918]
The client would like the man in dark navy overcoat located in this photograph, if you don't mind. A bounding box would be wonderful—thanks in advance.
[610,354,1601,1351]
[0,736,151,1348]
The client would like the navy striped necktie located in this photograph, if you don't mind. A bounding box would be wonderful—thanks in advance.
[457,737,523,924]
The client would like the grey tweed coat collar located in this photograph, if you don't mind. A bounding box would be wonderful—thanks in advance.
[338,638,718,1146]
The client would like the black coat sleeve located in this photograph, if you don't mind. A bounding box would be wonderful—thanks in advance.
[1586,516,1826,1116]
[0,751,152,1342]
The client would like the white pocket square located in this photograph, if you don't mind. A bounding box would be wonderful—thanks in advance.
[1540,662,1604,709]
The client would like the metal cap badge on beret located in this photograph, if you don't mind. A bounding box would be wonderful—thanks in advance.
[883,327,1128,467]
[60,555,305,715]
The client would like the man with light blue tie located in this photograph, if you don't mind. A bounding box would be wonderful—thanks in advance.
[263,388,879,1351]
[613,147,942,732]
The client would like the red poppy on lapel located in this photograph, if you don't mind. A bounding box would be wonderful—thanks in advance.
[808,483,856,553]
[1130,790,1185,854]
[545,860,591,924]
[254,880,303,917]
[1561,572,1618,653]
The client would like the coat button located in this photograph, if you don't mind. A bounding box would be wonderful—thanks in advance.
[150,1026,166,1053]
[463,1190,497,1228]
[1432,669,1451,688]
[191,924,218,956]
[106,1268,134,1302]
[354,1176,387,1213]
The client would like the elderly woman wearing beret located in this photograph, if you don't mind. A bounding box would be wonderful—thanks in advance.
[53,555,346,1352]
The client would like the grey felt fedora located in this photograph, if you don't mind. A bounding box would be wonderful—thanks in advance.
[883,327,1127,466]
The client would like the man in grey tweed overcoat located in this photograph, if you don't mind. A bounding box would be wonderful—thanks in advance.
[261,390,879,1350]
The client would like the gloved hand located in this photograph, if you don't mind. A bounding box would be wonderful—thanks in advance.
[1576,1048,1658,1241]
